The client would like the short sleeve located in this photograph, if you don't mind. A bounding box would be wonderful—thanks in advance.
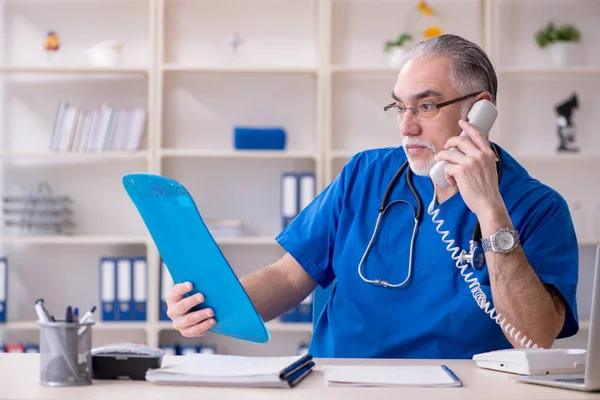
[275,158,355,289]
[519,193,579,339]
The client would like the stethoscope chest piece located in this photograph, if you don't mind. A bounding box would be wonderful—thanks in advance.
[460,241,485,271]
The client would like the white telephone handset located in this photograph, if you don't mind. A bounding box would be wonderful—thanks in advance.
[427,100,543,351]
[429,100,498,188]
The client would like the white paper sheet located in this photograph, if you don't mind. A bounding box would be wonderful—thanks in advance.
[156,354,305,377]
[324,365,462,387]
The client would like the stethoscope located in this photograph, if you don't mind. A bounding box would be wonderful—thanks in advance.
[357,143,502,288]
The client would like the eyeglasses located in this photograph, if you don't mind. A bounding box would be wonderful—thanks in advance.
[383,91,483,120]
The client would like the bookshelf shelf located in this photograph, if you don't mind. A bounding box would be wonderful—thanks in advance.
[0,151,149,160]
[498,67,600,76]
[0,235,149,245]
[162,64,317,75]
[331,65,404,74]
[0,321,147,331]
[157,321,312,334]
[514,153,600,163]
[214,236,278,246]
[160,149,317,161]
[0,66,150,75]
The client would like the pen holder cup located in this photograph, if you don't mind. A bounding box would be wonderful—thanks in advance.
[38,320,94,386]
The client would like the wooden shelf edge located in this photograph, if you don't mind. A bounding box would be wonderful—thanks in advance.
[162,64,317,74]
[0,235,149,245]
[160,149,317,160]
[0,66,150,75]
[0,151,149,160]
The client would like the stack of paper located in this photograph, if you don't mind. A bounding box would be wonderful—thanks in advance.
[145,353,315,388]
[324,365,463,387]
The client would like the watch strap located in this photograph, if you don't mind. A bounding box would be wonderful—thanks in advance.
[481,227,519,253]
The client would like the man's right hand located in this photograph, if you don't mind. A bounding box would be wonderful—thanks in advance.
[166,282,216,337]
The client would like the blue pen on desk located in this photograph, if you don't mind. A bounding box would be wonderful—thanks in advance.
[441,365,463,387]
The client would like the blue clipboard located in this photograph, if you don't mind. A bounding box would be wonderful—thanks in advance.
[122,173,270,344]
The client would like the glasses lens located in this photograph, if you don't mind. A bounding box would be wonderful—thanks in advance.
[385,105,401,118]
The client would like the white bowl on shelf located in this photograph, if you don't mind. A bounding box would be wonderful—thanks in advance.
[86,40,124,67]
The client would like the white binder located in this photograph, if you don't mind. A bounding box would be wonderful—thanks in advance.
[100,258,116,321]
[160,261,174,321]
[116,258,133,321]
[281,173,299,228]
[0,258,6,322]
[299,173,316,211]
[132,258,147,321]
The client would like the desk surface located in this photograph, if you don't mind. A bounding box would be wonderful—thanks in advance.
[1,353,599,400]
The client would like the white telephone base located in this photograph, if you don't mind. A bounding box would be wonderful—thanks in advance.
[473,348,586,376]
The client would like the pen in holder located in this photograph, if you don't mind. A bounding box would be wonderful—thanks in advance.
[38,320,94,386]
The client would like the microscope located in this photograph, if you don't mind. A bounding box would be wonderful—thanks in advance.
[554,93,579,153]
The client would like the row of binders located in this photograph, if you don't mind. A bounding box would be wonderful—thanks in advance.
[50,101,147,152]
[281,172,316,229]
[0,343,39,353]
[0,258,6,323]
[280,293,313,323]
[100,257,147,321]
[159,344,217,356]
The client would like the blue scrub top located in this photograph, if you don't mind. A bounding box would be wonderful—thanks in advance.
[275,145,579,359]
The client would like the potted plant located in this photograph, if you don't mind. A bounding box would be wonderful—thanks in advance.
[384,33,413,67]
[383,1,442,68]
[535,22,581,68]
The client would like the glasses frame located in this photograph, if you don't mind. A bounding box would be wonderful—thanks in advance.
[383,91,483,119]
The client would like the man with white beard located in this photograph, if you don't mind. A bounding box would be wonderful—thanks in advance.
[165,34,579,360]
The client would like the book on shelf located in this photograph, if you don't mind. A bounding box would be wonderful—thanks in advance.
[49,101,147,153]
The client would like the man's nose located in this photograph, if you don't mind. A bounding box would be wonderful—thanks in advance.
[399,110,421,137]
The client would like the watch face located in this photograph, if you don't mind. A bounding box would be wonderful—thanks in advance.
[494,230,515,250]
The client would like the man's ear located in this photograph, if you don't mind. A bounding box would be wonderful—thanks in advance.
[474,91,494,104]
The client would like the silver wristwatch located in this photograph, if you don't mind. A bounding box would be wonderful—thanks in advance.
[481,227,520,253]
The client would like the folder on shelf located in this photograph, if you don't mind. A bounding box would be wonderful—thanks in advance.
[296,292,313,323]
[233,126,286,151]
[160,260,174,321]
[132,257,147,321]
[145,353,315,388]
[0,257,6,323]
[116,258,133,321]
[123,173,270,344]
[199,345,217,354]
[180,345,199,356]
[298,172,316,213]
[281,173,299,229]
[159,345,177,356]
[99,258,117,321]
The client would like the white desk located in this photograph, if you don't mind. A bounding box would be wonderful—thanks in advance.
[1,353,599,400]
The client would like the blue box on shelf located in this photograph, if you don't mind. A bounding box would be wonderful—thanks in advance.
[233,127,286,151]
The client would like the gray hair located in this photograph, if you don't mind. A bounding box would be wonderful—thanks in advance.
[406,34,498,116]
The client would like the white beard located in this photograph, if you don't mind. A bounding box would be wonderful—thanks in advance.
[402,137,438,176]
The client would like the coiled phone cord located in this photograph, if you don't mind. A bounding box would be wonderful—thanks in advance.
[427,187,540,349]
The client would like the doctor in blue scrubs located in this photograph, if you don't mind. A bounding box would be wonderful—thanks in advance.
[166,34,579,359]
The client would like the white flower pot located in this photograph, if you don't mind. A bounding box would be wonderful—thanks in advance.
[548,42,578,68]
[388,47,408,68]
[87,40,123,67]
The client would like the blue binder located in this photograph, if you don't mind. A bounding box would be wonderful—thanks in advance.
[159,260,172,321]
[131,257,147,321]
[122,173,270,344]
[99,257,117,321]
[0,257,6,323]
[116,258,133,321]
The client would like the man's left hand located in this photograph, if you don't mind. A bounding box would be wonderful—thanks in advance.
[433,119,504,218]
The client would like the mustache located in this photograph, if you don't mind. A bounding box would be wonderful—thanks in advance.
[402,137,437,153]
